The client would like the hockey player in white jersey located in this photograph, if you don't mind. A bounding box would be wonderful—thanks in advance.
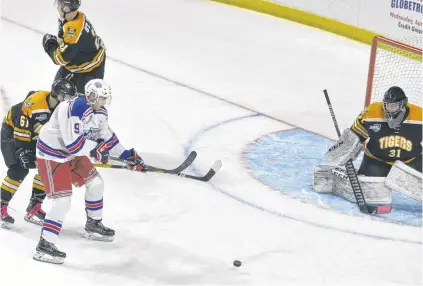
[33,79,145,264]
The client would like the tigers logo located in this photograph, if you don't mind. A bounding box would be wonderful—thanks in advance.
[66,27,76,38]
[24,98,35,108]
[369,124,381,132]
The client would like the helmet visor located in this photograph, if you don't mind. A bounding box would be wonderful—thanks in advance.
[383,102,402,115]
[55,0,79,12]
[98,96,112,108]
[87,92,111,108]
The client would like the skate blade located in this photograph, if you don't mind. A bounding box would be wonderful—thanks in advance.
[83,230,114,242]
[33,251,64,264]
[1,221,12,229]
[24,215,44,226]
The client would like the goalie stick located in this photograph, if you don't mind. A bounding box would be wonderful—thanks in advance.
[323,89,391,214]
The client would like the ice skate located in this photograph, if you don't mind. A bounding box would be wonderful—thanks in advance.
[1,203,14,229]
[24,198,46,226]
[33,237,66,264]
[84,217,115,242]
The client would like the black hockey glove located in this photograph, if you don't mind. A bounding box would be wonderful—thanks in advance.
[42,34,59,53]
[16,148,37,169]
[90,140,109,164]
[120,149,146,172]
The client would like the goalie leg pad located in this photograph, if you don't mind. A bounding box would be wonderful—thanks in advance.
[325,129,362,166]
[386,160,422,203]
[312,165,344,193]
[332,168,392,205]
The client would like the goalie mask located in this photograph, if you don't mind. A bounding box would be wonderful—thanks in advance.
[382,86,408,129]
[51,78,77,102]
[85,79,112,108]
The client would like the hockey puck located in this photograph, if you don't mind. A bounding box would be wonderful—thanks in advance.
[233,260,242,267]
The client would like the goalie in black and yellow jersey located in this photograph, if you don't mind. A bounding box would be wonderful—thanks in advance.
[315,86,422,208]
[348,86,421,176]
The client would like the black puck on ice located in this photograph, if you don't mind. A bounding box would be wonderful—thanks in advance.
[233,260,242,267]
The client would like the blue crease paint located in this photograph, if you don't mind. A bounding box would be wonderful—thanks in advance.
[184,115,422,245]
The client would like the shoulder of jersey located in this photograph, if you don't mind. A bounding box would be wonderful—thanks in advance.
[63,11,86,44]
[22,91,50,113]
[360,102,384,120]
[405,103,422,124]
[69,96,93,120]
[93,106,108,117]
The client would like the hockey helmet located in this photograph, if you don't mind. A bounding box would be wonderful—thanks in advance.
[382,86,408,129]
[55,0,81,13]
[51,78,77,102]
[85,79,112,108]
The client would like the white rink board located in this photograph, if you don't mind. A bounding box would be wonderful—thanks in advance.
[269,0,423,48]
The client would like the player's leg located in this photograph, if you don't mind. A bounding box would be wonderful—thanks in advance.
[24,173,47,225]
[357,154,392,177]
[70,156,114,241]
[33,158,72,264]
[72,60,106,93]
[54,66,72,81]
[0,124,29,228]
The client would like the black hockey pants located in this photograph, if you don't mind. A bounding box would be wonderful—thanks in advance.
[54,58,106,94]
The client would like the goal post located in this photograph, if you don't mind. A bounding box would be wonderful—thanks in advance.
[365,36,422,107]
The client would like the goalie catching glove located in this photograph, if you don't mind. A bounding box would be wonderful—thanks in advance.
[325,128,362,166]
[119,148,146,172]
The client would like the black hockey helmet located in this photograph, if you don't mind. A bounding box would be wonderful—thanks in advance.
[382,86,408,129]
[55,0,81,12]
[51,78,77,102]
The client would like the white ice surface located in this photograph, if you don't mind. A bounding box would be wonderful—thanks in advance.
[0,1,421,285]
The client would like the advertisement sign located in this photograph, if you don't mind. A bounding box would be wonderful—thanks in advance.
[267,0,422,48]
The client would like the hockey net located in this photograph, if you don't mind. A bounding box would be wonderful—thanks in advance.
[365,36,422,107]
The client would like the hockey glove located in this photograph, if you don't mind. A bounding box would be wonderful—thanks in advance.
[90,140,109,164]
[16,148,37,169]
[120,149,146,172]
[42,34,58,53]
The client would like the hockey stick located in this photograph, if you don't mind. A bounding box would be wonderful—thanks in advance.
[109,150,197,174]
[94,152,222,182]
[93,151,196,174]
[323,89,391,214]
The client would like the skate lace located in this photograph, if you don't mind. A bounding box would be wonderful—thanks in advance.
[1,205,9,219]
[94,220,110,231]
[42,239,59,252]
[27,202,42,218]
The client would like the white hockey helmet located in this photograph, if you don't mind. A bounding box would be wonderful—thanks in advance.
[84,79,112,108]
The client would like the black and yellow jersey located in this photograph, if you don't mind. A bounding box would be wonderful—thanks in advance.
[3,91,54,150]
[351,102,422,164]
[46,11,105,74]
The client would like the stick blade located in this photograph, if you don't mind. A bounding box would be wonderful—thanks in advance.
[200,160,222,182]
[212,160,222,172]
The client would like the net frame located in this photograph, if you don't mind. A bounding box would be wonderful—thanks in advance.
[365,36,422,107]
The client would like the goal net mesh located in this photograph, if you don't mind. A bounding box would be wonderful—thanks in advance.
[365,36,422,107]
